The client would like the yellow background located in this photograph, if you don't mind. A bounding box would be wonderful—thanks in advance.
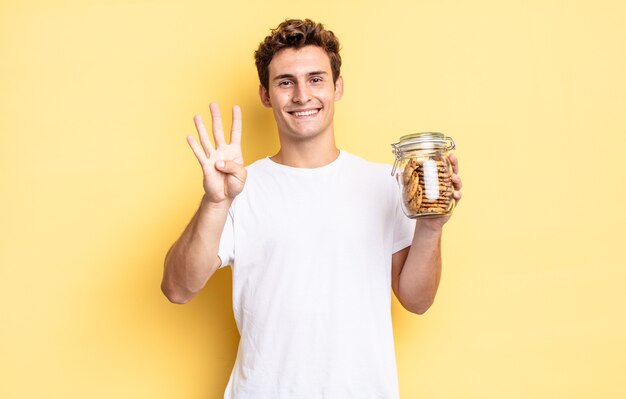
[1,0,625,397]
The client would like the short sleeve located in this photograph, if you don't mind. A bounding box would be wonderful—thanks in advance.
[391,182,416,254]
[217,206,235,269]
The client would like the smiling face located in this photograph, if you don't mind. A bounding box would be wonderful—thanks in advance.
[259,45,343,144]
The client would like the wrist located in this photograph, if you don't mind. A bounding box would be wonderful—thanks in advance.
[414,218,445,235]
[200,194,233,212]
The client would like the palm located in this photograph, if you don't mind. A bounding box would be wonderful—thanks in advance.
[187,103,245,204]
[203,144,244,202]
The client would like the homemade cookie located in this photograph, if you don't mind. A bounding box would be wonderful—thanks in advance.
[401,156,454,217]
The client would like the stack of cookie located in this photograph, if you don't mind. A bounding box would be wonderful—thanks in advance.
[402,157,454,216]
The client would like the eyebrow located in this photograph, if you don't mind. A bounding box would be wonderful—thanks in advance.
[272,71,328,81]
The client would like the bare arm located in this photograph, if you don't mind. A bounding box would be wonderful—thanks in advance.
[391,154,463,314]
[162,196,231,304]
[161,103,246,304]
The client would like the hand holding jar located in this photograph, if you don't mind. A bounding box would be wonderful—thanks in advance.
[391,132,463,224]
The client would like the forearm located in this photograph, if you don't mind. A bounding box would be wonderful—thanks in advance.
[398,222,443,314]
[161,195,232,303]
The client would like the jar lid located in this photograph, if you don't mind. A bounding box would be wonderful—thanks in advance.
[390,132,456,175]
[391,132,455,153]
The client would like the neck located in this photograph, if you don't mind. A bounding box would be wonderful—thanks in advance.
[271,135,340,168]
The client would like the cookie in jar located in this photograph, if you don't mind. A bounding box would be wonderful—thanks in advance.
[391,132,456,218]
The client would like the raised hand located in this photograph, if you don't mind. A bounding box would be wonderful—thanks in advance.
[186,103,247,204]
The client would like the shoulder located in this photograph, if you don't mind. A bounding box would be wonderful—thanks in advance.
[340,151,395,181]
[339,151,399,205]
[339,151,401,214]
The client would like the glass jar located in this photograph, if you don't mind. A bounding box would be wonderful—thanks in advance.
[391,132,456,218]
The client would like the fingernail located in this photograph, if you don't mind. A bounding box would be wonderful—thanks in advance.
[217,161,225,168]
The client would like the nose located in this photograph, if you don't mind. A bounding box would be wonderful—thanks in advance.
[292,83,311,104]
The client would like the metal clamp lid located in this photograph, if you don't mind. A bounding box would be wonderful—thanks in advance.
[390,132,455,175]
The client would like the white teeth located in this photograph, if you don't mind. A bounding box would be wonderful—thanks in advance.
[293,109,319,116]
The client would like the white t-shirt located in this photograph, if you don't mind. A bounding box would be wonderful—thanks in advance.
[218,150,415,399]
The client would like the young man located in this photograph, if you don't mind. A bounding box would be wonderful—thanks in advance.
[162,19,463,398]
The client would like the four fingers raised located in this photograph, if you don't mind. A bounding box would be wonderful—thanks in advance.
[189,103,244,172]
[191,103,243,154]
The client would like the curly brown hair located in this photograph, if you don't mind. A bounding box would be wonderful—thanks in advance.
[254,19,342,91]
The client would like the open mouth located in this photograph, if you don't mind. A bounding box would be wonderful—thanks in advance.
[289,108,321,117]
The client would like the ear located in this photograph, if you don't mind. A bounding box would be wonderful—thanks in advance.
[334,76,344,101]
[259,84,272,108]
